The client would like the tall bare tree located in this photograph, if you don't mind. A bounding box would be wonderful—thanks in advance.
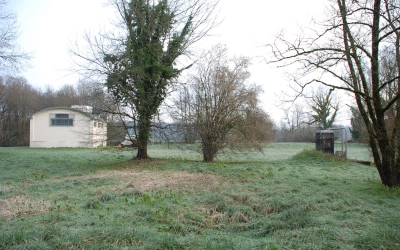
[0,0,30,73]
[267,0,400,187]
[172,45,274,162]
[277,103,315,142]
[281,104,307,132]
[71,0,219,159]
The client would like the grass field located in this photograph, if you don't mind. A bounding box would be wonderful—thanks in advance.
[0,143,399,249]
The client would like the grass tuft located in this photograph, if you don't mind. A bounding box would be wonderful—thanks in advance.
[291,148,344,162]
[0,230,27,248]
[99,193,115,203]
[84,200,101,210]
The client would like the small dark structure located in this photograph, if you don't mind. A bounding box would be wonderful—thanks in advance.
[315,130,334,154]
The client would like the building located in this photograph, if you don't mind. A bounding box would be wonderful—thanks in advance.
[28,105,107,148]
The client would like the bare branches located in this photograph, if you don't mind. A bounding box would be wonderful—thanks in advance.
[0,0,31,73]
[171,45,273,162]
[266,0,400,186]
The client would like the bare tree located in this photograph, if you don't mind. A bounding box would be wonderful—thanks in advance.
[277,103,315,142]
[267,0,400,187]
[0,0,30,73]
[172,45,274,162]
[281,104,307,132]
[70,0,219,159]
[55,84,79,107]
[0,76,41,146]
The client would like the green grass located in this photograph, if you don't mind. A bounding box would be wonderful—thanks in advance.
[0,143,398,249]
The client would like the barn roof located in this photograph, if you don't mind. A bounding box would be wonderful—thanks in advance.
[27,106,105,122]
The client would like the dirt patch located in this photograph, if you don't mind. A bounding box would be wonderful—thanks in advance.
[54,166,229,193]
[52,159,167,182]
[0,196,51,218]
[51,169,142,183]
[0,185,13,192]
[122,170,228,192]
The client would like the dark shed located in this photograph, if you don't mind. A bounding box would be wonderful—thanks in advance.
[315,130,335,154]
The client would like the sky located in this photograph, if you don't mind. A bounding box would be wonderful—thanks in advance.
[7,0,342,124]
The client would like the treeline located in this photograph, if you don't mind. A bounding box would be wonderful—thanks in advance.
[0,76,113,146]
[0,75,366,147]
[273,102,367,143]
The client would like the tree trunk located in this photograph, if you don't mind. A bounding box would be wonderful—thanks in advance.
[370,0,400,187]
[202,141,218,162]
[373,141,400,187]
[375,160,400,187]
[203,150,216,162]
[135,113,151,159]
[136,140,148,159]
[342,0,400,187]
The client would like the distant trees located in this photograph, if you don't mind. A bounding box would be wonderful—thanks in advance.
[281,104,307,132]
[267,0,400,187]
[172,45,274,162]
[71,0,218,159]
[0,1,33,146]
[275,87,340,142]
[0,0,30,73]
[276,104,315,142]
[0,76,39,146]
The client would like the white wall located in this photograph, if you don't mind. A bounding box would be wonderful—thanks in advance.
[92,120,107,147]
[29,108,107,148]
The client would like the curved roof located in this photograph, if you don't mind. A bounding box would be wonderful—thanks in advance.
[27,106,106,122]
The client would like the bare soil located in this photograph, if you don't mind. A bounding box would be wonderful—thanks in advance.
[0,196,50,218]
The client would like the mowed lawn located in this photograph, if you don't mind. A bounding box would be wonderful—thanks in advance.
[0,143,399,249]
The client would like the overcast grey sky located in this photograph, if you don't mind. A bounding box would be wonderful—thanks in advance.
[8,0,330,123]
